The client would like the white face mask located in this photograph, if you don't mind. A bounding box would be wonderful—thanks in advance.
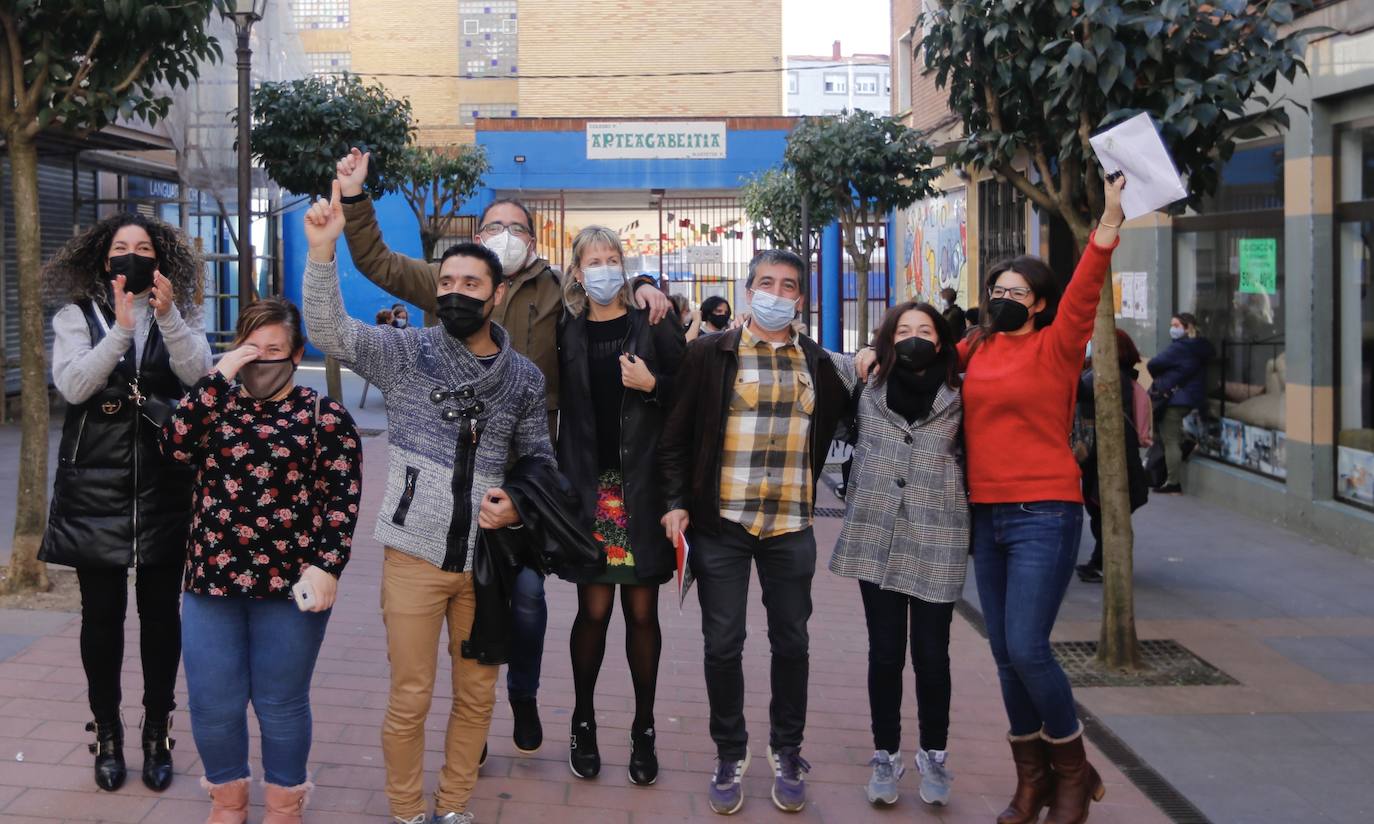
[482,231,530,275]
[582,264,626,306]
[1169,326,1186,340]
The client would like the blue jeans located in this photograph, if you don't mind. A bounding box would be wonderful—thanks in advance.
[972,502,1083,739]
[506,567,546,701]
[182,592,331,786]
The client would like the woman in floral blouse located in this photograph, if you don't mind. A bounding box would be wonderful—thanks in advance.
[161,297,362,824]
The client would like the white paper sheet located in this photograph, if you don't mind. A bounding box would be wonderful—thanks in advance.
[1088,113,1188,221]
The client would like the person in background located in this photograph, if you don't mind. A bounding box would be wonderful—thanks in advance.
[1147,313,1214,494]
[1073,329,1152,584]
[941,287,967,339]
[660,250,850,816]
[335,148,672,758]
[830,301,967,809]
[669,293,703,342]
[376,308,395,326]
[163,297,361,824]
[39,212,211,794]
[957,170,1125,824]
[556,226,685,785]
[391,303,411,329]
[963,307,981,338]
[699,295,733,334]
[303,180,555,824]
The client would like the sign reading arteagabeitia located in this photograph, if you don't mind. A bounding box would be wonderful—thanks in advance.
[586,121,728,160]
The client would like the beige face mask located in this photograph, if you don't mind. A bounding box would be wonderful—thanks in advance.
[238,358,295,399]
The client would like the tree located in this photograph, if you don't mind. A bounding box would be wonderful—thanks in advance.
[394,144,490,260]
[249,73,413,201]
[740,166,835,253]
[0,1,223,594]
[920,0,1318,668]
[785,111,940,345]
[249,72,414,400]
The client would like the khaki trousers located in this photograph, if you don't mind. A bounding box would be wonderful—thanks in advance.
[380,548,498,818]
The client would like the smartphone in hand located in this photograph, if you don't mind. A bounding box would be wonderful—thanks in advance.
[291,576,317,612]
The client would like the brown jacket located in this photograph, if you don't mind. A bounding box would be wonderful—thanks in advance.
[341,198,563,410]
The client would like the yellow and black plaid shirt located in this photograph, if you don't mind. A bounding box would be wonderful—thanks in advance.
[719,326,816,538]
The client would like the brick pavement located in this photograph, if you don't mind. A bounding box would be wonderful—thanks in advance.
[0,433,1169,823]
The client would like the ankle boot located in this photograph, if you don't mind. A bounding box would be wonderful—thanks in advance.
[86,717,126,791]
[997,731,1053,824]
[263,780,313,824]
[140,712,176,791]
[1043,725,1105,824]
[200,776,250,824]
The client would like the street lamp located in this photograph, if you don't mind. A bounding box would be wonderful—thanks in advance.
[227,0,267,309]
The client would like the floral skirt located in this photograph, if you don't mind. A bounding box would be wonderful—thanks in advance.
[584,470,641,585]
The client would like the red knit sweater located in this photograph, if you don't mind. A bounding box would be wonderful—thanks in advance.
[958,232,1118,504]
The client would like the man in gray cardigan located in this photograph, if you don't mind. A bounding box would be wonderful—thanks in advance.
[301,182,553,824]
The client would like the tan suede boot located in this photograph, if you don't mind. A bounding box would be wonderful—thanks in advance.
[201,777,250,824]
[997,731,1055,824]
[263,780,313,824]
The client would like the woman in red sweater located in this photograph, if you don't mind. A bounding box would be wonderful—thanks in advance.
[958,171,1124,824]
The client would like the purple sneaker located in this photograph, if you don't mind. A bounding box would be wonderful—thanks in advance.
[707,750,751,815]
[767,745,811,812]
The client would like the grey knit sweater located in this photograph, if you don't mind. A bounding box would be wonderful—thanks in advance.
[302,257,554,570]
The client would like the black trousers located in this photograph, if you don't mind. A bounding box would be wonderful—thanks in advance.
[859,580,954,753]
[693,520,815,761]
[1086,503,1103,570]
[76,564,183,721]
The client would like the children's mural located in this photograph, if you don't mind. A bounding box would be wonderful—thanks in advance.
[899,188,969,304]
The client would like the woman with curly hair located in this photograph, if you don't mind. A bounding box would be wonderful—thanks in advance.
[38,212,211,794]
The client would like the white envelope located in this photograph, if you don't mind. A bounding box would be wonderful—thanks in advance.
[1088,112,1188,221]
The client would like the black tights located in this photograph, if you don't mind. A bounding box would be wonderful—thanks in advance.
[569,583,661,732]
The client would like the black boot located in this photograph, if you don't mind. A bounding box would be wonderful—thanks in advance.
[511,697,543,753]
[568,719,600,779]
[86,718,126,792]
[628,725,658,786]
[140,713,175,791]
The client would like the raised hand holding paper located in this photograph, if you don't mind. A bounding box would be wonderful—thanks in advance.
[1089,112,1188,221]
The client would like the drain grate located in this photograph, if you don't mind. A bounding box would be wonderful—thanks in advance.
[356,428,385,438]
[813,507,846,518]
[1050,639,1238,688]
[956,599,1215,824]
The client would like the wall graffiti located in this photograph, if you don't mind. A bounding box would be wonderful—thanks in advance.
[898,188,968,305]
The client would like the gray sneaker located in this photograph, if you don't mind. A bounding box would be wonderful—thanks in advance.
[393,816,426,824]
[865,749,905,805]
[916,749,952,806]
[432,813,475,824]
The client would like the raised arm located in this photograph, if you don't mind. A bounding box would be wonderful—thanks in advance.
[337,148,440,314]
[1045,172,1125,363]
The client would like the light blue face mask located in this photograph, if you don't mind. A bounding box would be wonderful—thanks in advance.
[582,264,625,306]
[1169,326,1186,340]
[749,289,799,332]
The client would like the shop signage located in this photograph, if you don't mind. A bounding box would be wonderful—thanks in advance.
[586,121,727,160]
[1238,238,1278,295]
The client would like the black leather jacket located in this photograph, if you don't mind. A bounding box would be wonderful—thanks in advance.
[40,299,197,569]
[555,306,685,580]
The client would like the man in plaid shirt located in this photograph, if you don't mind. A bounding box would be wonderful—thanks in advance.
[659,250,853,816]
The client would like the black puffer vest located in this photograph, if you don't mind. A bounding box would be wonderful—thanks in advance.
[39,299,197,568]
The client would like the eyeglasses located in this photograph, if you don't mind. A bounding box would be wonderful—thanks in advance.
[989,285,1033,301]
[478,221,532,239]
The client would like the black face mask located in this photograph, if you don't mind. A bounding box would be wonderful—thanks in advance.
[708,311,731,330]
[894,336,939,372]
[986,297,1031,333]
[435,292,492,340]
[108,253,157,294]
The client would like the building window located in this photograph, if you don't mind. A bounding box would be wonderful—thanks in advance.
[1174,139,1286,479]
[1336,121,1374,510]
[306,51,350,77]
[459,1,517,76]
[293,0,349,29]
[459,103,518,125]
[854,75,879,95]
[787,72,798,95]
[823,74,847,94]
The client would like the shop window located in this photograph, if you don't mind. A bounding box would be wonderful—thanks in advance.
[1335,122,1374,509]
[1174,139,1286,478]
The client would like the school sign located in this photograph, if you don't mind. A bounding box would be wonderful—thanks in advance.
[586,121,728,160]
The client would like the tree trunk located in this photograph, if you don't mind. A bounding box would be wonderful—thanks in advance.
[1075,231,1141,671]
[855,255,870,348]
[3,134,51,594]
[324,357,343,406]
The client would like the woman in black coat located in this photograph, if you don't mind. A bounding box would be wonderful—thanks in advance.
[555,226,685,786]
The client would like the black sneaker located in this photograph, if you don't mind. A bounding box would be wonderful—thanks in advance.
[511,697,542,754]
[569,719,600,779]
[1075,563,1103,583]
[628,726,658,786]
[1154,483,1183,495]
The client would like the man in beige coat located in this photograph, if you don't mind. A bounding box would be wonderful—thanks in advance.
[333,147,671,779]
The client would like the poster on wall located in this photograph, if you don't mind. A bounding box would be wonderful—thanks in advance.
[1337,446,1374,506]
[1220,418,1245,465]
[1114,272,1149,319]
[899,188,968,305]
[1238,238,1278,295]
